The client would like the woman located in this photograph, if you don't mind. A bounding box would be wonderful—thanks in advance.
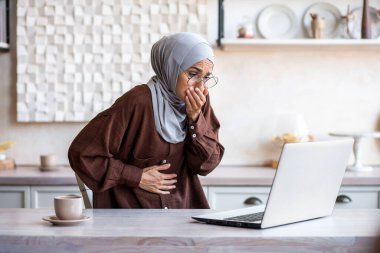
[68,32,224,208]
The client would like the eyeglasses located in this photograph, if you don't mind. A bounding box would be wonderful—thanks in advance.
[182,70,218,89]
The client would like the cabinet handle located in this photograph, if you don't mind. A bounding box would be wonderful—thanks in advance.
[336,195,352,204]
[244,197,263,206]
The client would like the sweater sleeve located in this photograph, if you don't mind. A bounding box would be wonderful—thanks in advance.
[68,105,143,193]
[185,96,225,176]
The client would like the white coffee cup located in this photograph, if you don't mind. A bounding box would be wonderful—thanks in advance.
[40,154,57,169]
[54,195,83,220]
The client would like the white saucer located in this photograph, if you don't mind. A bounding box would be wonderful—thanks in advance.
[42,215,91,226]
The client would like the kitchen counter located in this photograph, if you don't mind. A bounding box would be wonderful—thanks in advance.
[201,165,380,186]
[1,165,380,186]
[0,166,77,185]
[0,208,379,253]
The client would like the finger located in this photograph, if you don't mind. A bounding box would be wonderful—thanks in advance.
[185,96,194,111]
[143,166,156,172]
[186,89,199,109]
[156,163,171,171]
[195,88,206,104]
[190,88,204,108]
[161,173,177,180]
[161,178,177,185]
[158,184,176,190]
[203,88,209,96]
[155,189,171,195]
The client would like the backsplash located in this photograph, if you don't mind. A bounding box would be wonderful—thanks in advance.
[1,0,379,166]
[211,49,380,165]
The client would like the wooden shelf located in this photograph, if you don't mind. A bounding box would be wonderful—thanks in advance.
[218,38,380,50]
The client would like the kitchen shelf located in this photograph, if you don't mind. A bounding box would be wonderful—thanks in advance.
[218,38,380,50]
[216,0,380,50]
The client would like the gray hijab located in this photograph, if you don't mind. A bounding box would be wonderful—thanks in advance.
[147,32,214,144]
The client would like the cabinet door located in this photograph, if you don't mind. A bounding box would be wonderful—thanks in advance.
[0,186,30,208]
[335,186,380,209]
[208,186,270,210]
[31,186,81,208]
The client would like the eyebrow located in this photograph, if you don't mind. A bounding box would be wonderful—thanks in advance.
[188,67,212,75]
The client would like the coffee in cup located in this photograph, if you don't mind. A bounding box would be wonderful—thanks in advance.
[54,195,83,220]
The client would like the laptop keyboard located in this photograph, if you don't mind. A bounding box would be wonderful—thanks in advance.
[224,212,264,222]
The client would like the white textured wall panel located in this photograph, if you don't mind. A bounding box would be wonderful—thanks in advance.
[17,0,208,122]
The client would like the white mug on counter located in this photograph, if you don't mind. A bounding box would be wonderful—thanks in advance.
[40,154,57,170]
[54,195,83,220]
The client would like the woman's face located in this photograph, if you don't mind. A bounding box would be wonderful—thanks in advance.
[175,59,214,102]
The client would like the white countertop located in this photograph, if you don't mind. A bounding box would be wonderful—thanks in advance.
[0,208,379,253]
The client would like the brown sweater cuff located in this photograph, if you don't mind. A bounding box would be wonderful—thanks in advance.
[119,164,143,188]
[188,111,208,139]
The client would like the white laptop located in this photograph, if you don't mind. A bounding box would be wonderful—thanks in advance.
[192,139,354,229]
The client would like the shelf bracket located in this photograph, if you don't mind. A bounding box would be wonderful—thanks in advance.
[217,0,224,49]
[6,0,10,46]
[0,0,10,51]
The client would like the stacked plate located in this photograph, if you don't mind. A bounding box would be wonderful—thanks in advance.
[257,5,298,39]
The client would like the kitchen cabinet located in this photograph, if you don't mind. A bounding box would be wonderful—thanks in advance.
[0,185,80,208]
[201,166,380,210]
[0,185,205,208]
[0,166,81,208]
[1,184,377,209]
[205,185,380,210]
[1,166,380,209]
[207,186,270,209]
[30,186,80,208]
[335,186,380,209]
[0,186,30,208]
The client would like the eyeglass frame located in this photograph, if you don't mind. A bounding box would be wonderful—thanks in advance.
[180,67,219,89]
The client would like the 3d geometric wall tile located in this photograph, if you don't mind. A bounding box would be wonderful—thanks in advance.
[17,0,208,122]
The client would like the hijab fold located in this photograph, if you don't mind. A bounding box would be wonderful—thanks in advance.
[147,33,214,144]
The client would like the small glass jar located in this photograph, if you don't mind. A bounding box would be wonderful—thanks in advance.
[237,16,254,38]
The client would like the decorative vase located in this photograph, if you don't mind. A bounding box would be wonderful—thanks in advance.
[310,14,325,39]
[361,0,372,39]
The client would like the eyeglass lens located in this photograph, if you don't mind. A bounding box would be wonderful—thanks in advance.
[188,75,217,88]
